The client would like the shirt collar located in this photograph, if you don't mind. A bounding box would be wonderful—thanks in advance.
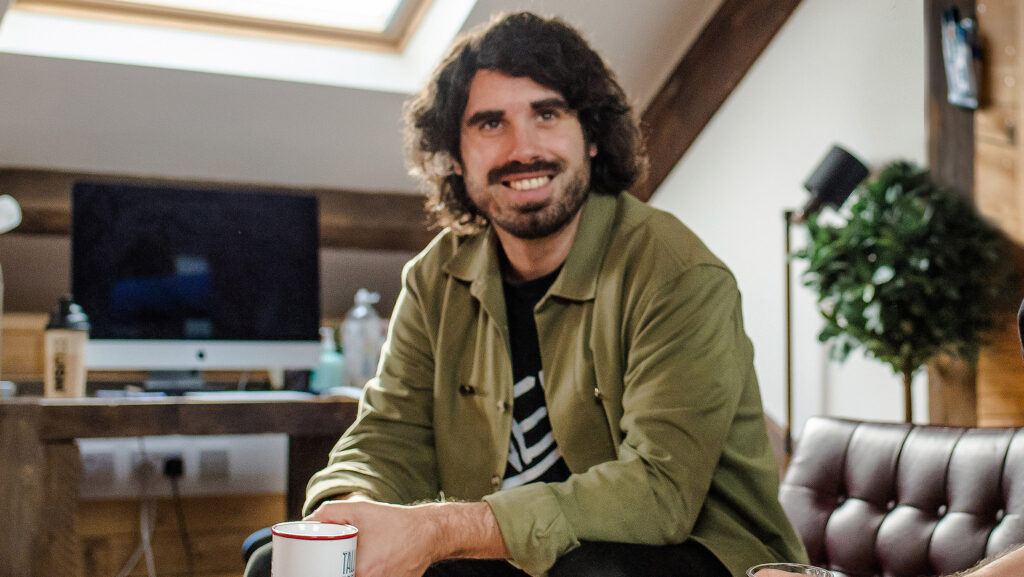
[443,192,621,304]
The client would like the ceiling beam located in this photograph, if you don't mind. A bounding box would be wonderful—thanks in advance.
[0,168,435,252]
[633,0,804,201]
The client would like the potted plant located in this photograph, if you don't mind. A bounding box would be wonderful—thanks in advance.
[794,160,1007,422]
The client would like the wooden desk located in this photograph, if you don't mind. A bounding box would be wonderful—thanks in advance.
[0,395,357,577]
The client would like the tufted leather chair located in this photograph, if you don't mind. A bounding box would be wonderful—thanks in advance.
[779,417,1024,577]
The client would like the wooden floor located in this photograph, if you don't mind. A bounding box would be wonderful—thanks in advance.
[79,493,284,577]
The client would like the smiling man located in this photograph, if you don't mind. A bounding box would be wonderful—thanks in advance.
[246,12,806,577]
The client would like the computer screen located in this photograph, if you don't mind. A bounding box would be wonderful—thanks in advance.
[72,182,321,372]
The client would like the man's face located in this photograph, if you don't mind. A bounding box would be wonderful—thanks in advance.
[455,70,597,240]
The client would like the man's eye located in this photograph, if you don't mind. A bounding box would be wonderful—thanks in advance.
[538,110,558,121]
[481,119,502,130]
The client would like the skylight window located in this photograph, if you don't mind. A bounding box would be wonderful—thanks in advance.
[0,0,476,92]
[9,0,432,49]
[109,0,405,32]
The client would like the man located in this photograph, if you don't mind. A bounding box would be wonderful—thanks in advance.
[248,11,805,577]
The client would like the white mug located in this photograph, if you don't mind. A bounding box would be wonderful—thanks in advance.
[747,563,835,577]
[271,521,358,577]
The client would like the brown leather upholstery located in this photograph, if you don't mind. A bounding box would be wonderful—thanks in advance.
[779,417,1024,577]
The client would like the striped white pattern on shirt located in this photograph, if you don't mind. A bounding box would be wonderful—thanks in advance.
[502,372,565,489]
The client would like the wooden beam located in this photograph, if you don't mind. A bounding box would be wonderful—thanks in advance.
[0,168,434,252]
[924,0,977,426]
[633,0,803,201]
[926,1,975,199]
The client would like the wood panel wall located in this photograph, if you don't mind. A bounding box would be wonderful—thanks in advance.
[0,168,434,252]
[973,0,1024,426]
[79,493,283,577]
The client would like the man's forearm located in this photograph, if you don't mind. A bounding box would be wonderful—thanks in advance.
[305,498,510,576]
[423,501,510,560]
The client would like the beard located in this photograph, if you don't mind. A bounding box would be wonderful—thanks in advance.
[472,157,591,240]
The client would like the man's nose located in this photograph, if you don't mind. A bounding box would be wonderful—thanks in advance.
[506,122,542,164]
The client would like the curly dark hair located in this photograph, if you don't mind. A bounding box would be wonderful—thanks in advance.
[404,12,647,234]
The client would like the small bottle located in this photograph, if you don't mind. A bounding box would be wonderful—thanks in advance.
[341,289,384,388]
[44,296,90,398]
[309,326,344,394]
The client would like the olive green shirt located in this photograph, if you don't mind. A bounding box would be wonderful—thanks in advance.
[306,192,807,576]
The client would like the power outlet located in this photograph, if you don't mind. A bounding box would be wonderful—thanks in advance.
[198,449,230,481]
[131,450,182,473]
[78,434,287,498]
[129,450,183,486]
[81,451,116,486]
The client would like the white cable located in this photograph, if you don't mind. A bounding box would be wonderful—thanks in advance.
[113,543,143,577]
[113,487,157,577]
[138,438,157,577]
[112,438,159,577]
[141,500,157,577]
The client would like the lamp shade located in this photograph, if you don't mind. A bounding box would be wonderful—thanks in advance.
[802,145,869,214]
[0,195,21,234]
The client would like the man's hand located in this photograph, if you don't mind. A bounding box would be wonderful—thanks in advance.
[305,500,509,577]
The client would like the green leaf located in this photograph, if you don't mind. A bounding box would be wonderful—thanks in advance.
[864,302,884,334]
[863,284,875,302]
[885,183,902,203]
[872,266,895,284]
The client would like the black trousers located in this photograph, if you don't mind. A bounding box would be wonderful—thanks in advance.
[245,539,729,577]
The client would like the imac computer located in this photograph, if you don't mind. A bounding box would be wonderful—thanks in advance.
[71,182,321,389]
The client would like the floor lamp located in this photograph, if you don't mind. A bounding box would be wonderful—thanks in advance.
[784,145,868,457]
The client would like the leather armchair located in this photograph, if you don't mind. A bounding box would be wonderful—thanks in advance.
[779,417,1024,577]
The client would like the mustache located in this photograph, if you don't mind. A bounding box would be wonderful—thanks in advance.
[487,160,564,185]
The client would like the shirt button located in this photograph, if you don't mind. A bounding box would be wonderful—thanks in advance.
[497,400,511,412]
[458,384,476,396]
[491,475,501,487]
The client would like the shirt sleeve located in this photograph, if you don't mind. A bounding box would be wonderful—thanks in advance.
[304,261,441,514]
[484,264,750,575]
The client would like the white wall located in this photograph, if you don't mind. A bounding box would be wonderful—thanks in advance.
[650,0,928,435]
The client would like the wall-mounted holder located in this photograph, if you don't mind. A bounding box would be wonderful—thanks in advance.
[941,7,980,109]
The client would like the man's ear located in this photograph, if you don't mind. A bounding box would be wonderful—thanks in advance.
[452,160,463,176]
[588,143,597,158]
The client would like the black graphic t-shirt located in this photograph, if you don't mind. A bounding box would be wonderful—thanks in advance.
[500,265,572,489]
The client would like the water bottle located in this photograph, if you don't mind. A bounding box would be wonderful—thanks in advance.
[341,289,384,388]
[309,326,344,394]
[44,296,91,398]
